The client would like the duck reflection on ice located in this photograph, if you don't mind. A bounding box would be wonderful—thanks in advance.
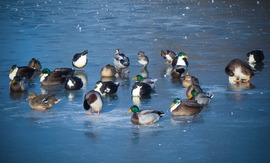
[170,114,204,125]
[228,76,255,92]
[74,71,87,90]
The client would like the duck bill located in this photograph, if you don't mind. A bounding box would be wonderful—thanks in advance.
[39,73,43,77]
[188,95,193,99]
[26,97,30,100]
[169,103,175,108]
[126,109,132,114]
[132,77,137,80]
[11,79,16,84]
[9,69,13,74]
[185,56,188,59]
[31,61,35,67]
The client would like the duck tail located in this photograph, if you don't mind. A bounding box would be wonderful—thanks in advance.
[154,111,164,117]
[55,98,62,104]
[207,93,214,99]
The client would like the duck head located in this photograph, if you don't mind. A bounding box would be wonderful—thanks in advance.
[115,49,120,55]
[189,90,198,99]
[26,92,37,100]
[132,75,143,82]
[127,105,140,114]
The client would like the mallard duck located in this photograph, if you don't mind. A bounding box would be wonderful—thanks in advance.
[64,76,83,90]
[114,49,130,74]
[94,81,120,96]
[27,58,42,71]
[171,52,189,78]
[186,84,203,98]
[72,50,88,71]
[126,105,164,125]
[137,51,149,69]
[182,75,199,88]
[131,82,152,97]
[39,68,73,85]
[132,75,157,90]
[83,90,103,116]
[160,49,176,64]
[9,65,35,80]
[170,98,203,116]
[100,64,116,77]
[225,59,256,82]
[246,50,264,64]
[26,92,61,110]
[9,76,28,92]
[189,90,214,106]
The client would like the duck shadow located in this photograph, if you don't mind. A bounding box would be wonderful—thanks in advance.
[100,76,116,82]
[228,82,255,92]
[249,62,264,72]
[65,89,84,101]
[102,94,118,101]
[170,114,204,125]
[9,91,28,100]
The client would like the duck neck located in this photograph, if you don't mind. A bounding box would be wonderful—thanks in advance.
[170,103,180,112]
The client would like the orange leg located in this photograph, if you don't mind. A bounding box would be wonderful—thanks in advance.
[94,110,100,116]
[234,78,242,83]
[165,61,169,64]
[125,67,130,74]
[86,109,93,115]
[144,122,153,125]
[243,76,250,82]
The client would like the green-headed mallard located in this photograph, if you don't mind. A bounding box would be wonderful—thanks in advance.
[83,90,103,116]
[170,98,203,116]
[132,75,157,90]
[114,49,130,74]
[26,92,61,110]
[182,75,199,88]
[94,81,120,96]
[126,105,164,125]
[39,68,74,85]
[160,49,176,64]
[186,84,203,98]
[189,90,214,106]
[171,52,189,78]
[9,76,28,92]
[72,50,88,71]
[138,51,149,69]
[225,59,256,82]
[27,58,42,71]
[9,65,35,80]
[100,64,116,77]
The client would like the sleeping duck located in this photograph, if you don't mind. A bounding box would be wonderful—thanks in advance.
[126,105,164,125]
[114,49,130,74]
[225,59,256,82]
[131,82,152,97]
[186,84,203,99]
[246,50,264,64]
[94,81,120,96]
[100,64,116,77]
[64,76,83,90]
[39,68,74,85]
[160,49,176,64]
[84,90,103,116]
[27,58,42,71]
[170,98,203,116]
[9,76,28,92]
[137,51,149,69]
[182,75,199,88]
[171,52,189,78]
[132,75,157,90]
[72,50,88,71]
[9,65,35,80]
[26,92,61,110]
[189,90,214,106]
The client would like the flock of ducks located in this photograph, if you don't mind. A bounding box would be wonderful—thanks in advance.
[8,49,264,125]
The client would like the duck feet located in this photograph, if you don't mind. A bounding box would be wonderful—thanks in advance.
[234,78,242,83]
[243,76,250,82]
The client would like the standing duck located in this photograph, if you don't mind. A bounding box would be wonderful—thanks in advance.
[225,59,256,82]
[186,84,203,98]
[100,64,116,77]
[39,68,73,85]
[131,82,152,97]
[246,50,264,64]
[72,50,88,71]
[114,49,130,74]
[160,49,176,64]
[9,76,28,92]
[26,92,61,110]
[64,76,83,90]
[171,52,189,78]
[170,98,203,116]
[27,58,42,71]
[83,90,103,116]
[137,51,149,69]
[126,105,164,125]
[9,65,35,80]
[94,81,120,96]
[182,75,199,88]
[189,90,214,106]
[132,75,157,90]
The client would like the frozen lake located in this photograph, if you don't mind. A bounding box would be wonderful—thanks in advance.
[0,0,270,162]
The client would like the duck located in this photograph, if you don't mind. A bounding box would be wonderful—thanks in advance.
[169,98,203,116]
[83,90,103,116]
[225,59,256,82]
[246,50,264,64]
[9,65,35,80]
[160,49,176,64]
[182,75,199,88]
[171,52,189,78]
[9,76,28,92]
[126,105,164,125]
[100,64,116,77]
[27,58,42,71]
[131,82,152,97]
[72,50,88,71]
[137,51,149,69]
[114,49,130,74]
[64,76,83,90]
[189,90,214,106]
[132,75,157,90]
[94,81,120,96]
[186,84,203,98]
[39,68,74,85]
[26,92,61,110]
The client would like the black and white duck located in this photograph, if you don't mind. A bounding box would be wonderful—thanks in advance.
[94,81,120,96]
[131,82,151,97]
[246,50,264,64]
[160,49,176,64]
[83,90,103,116]
[72,50,88,71]
[64,76,83,90]
[114,49,130,74]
